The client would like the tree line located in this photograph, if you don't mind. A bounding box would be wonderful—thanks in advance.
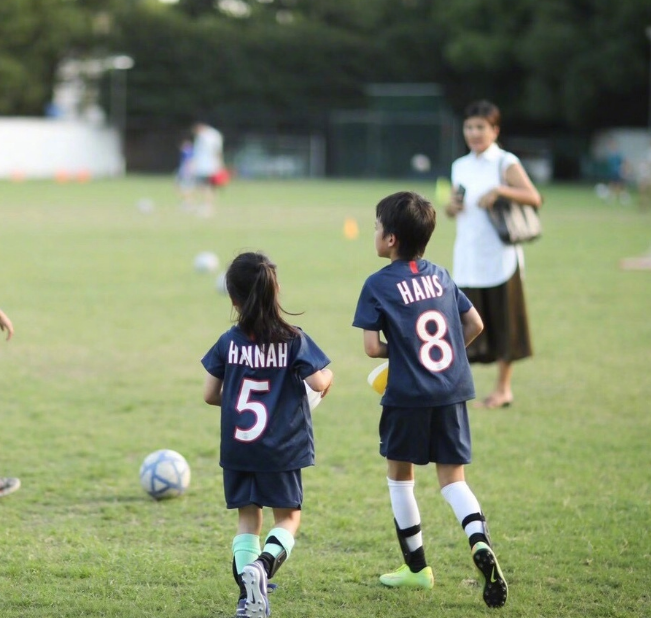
[1,0,650,136]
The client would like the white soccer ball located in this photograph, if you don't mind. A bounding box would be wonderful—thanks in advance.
[194,251,219,273]
[137,198,155,214]
[594,183,610,200]
[139,449,191,500]
[411,154,431,173]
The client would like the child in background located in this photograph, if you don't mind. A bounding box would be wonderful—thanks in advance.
[352,191,508,608]
[604,139,630,204]
[201,251,333,617]
[176,138,194,210]
[637,139,651,211]
[0,307,20,497]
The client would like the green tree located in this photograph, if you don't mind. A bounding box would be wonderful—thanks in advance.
[111,3,372,123]
[430,0,651,131]
[0,0,89,115]
[2,0,649,134]
[519,0,651,130]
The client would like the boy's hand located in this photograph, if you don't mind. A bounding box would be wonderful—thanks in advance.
[0,309,14,341]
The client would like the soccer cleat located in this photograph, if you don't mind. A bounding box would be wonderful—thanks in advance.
[0,478,20,498]
[242,560,271,617]
[379,564,434,589]
[235,598,247,617]
[235,582,274,616]
[471,542,508,608]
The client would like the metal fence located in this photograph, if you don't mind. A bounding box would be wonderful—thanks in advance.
[125,111,460,180]
[329,110,461,179]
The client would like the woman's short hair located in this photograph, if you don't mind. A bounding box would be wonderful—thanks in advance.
[463,100,501,128]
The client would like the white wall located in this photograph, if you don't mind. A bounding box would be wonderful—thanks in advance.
[0,118,124,179]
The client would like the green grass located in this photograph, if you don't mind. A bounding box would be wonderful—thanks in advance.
[0,177,649,617]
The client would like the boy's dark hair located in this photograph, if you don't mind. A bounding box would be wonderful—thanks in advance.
[463,100,501,128]
[226,252,299,344]
[376,191,436,260]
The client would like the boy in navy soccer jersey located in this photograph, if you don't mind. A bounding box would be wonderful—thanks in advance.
[353,191,508,608]
[202,252,333,618]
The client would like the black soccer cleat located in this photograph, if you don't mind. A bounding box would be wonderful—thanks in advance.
[471,542,508,608]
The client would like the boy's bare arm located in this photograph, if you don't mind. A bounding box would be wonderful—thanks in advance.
[461,307,484,347]
[363,330,388,358]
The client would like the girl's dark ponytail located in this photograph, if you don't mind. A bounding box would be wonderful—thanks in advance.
[226,252,299,344]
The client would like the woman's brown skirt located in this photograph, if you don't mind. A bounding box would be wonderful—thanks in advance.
[462,266,533,364]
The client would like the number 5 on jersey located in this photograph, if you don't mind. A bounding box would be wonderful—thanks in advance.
[235,379,270,442]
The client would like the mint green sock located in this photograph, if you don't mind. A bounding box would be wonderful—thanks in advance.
[232,534,261,573]
[263,527,295,559]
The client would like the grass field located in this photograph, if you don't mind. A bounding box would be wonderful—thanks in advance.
[0,176,650,617]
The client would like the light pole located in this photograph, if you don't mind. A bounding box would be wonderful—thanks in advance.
[105,55,134,172]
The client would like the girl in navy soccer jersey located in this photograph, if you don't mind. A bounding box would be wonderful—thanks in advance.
[352,192,508,608]
[202,251,333,618]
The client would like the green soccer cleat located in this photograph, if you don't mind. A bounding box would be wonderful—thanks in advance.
[471,542,508,608]
[379,564,434,589]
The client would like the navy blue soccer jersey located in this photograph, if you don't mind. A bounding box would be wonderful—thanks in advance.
[353,259,475,407]
[201,326,330,472]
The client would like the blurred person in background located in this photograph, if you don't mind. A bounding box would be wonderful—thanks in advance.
[0,308,20,497]
[191,121,225,217]
[445,100,542,409]
[176,136,195,211]
[604,139,630,204]
[637,138,651,211]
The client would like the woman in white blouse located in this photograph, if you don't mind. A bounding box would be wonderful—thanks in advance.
[445,100,542,409]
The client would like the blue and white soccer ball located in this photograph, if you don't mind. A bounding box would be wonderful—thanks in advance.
[139,449,191,500]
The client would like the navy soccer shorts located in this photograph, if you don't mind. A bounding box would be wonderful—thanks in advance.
[379,402,472,465]
[223,468,303,509]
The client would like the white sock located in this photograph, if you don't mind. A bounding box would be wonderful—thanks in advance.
[387,478,422,551]
[440,481,484,538]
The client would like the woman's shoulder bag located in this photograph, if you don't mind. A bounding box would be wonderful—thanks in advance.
[488,155,542,245]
